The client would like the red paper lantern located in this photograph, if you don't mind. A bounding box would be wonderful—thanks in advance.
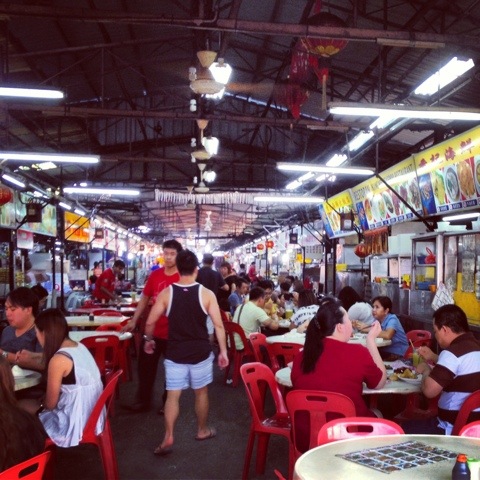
[0,186,13,206]
[301,12,349,58]
[354,243,369,259]
[275,81,309,119]
[266,240,274,248]
[256,243,265,251]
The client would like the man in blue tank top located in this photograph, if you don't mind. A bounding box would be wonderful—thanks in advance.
[144,249,229,456]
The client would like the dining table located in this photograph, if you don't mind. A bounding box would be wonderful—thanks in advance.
[67,305,136,316]
[65,315,129,329]
[13,369,42,392]
[293,434,480,479]
[274,366,422,396]
[69,330,133,342]
[266,331,392,348]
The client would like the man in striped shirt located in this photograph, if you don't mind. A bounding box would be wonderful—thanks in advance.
[411,304,480,434]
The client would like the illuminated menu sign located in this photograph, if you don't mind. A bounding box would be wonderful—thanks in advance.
[319,190,356,237]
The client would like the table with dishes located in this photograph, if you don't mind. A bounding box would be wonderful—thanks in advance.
[65,315,130,329]
[293,434,480,479]
[68,306,136,316]
[266,331,392,348]
[274,366,422,396]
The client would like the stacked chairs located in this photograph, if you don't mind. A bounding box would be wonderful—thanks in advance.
[240,363,293,480]
[317,417,404,445]
[286,390,356,460]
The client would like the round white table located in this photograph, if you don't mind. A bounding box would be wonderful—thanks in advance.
[65,315,129,328]
[294,434,480,480]
[275,366,421,395]
[266,332,392,348]
[69,330,132,342]
[14,369,42,392]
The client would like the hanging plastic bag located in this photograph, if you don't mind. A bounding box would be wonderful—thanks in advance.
[431,282,454,311]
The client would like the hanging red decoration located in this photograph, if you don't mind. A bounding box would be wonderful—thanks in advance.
[301,11,349,58]
[0,186,13,206]
[256,243,265,251]
[275,81,309,119]
[266,240,274,248]
[354,242,369,259]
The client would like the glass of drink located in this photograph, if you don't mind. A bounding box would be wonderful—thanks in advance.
[412,350,420,367]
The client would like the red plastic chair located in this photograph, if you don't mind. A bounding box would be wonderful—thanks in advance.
[80,335,120,384]
[405,329,432,356]
[249,332,269,363]
[223,321,254,387]
[459,420,480,437]
[45,370,122,480]
[0,451,51,480]
[96,324,132,382]
[452,390,480,435]
[317,416,404,445]
[92,309,124,317]
[267,342,302,373]
[239,363,294,480]
[286,389,356,459]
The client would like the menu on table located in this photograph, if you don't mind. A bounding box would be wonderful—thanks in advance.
[340,441,457,474]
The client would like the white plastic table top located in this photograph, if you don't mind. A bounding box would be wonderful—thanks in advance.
[13,369,42,392]
[65,315,129,328]
[274,366,421,395]
[266,332,392,348]
[69,330,132,342]
[293,434,480,480]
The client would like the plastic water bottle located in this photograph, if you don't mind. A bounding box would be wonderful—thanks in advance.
[452,454,471,479]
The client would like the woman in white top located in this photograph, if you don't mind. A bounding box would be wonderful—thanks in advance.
[35,309,104,447]
[289,290,319,333]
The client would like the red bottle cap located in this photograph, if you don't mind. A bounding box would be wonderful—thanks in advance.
[457,454,468,462]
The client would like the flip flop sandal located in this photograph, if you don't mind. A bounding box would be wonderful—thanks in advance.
[153,445,173,456]
[195,427,217,441]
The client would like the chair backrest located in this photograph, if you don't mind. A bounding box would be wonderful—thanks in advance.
[80,335,120,378]
[92,309,123,317]
[286,389,356,456]
[249,332,269,363]
[240,362,288,424]
[223,320,253,354]
[459,420,480,437]
[452,390,480,435]
[267,342,302,373]
[0,451,51,480]
[405,330,432,356]
[220,310,232,323]
[317,416,404,445]
[96,323,123,332]
[82,369,123,443]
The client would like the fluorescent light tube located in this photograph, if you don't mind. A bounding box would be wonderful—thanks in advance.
[74,208,86,216]
[329,102,480,121]
[298,172,315,182]
[59,202,72,210]
[414,57,474,96]
[64,187,140,196]
[1,174,25,188]
[347,131,374,152]
[286,180,302,190]
[277,163,375,176]
[254,195,324,204]
[0,152,99,163]
[0,87,64,99]
[326,154,347,167]
[442,212,480,221]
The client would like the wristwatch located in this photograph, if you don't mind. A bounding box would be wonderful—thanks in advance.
[1,350,8,359]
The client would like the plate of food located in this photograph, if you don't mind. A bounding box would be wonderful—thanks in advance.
[278,320,291,328]
[407,179,422,210]
[382,191,395,217]
[457,159,476,199]
[474,155,480,194]
[372,194,386,220]
[432,170,446,205]
[444,166,460,203]
[364,198,373,222]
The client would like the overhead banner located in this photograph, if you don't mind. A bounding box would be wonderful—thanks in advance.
[64,212,90,243]
[351,157,420,231]
[319,190,356,237]
[414,125,480,215]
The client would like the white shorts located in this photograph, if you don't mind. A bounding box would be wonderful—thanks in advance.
[164,352,214,390]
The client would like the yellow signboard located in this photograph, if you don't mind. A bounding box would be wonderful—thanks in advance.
[64,212,90,243]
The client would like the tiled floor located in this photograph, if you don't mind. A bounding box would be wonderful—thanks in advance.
[53,358,289,480]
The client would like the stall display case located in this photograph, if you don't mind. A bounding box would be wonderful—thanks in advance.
[409,233,444,320]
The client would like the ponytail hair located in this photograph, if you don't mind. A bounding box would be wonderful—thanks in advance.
[301,297,345,373]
